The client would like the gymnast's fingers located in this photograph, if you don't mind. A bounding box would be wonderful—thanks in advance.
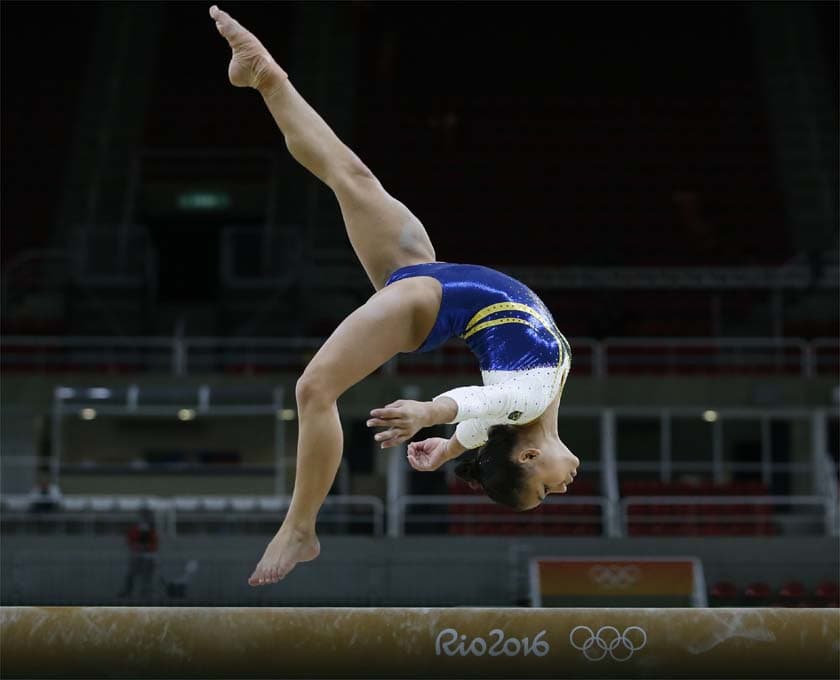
[408,457,427,471]
[382,400,405,409]
[408,453,432,470]
[370,407,400,419]
[407,442,424,457]
[374,428,399,442]
[366,418,392,428]
[381,429,411,448]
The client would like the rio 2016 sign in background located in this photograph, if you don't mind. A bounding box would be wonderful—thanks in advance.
[2,606,838,678]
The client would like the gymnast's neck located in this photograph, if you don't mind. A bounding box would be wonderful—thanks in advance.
[520,392,562,444]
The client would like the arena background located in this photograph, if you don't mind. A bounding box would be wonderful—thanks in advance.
[1,0,838,656]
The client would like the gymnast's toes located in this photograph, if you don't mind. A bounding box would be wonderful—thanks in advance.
[209,3,285,90]
[248,570,267,587]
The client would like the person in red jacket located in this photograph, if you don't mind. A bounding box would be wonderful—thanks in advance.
[118,509,159,599]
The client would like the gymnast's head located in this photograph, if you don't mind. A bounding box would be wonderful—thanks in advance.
[454,425,579,511]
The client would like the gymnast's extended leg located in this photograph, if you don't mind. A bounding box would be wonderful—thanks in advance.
[210,5,438,585]
[210,5,435,290]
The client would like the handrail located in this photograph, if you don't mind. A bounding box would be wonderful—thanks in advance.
[619,495,832,535]
[0,494,386,538]
[2,335,835,377]
[810,337,840,378]
[396,494,610,537]
[1,336,175,347]
[500,264,839,290]
[5,493,833,537]
[601,337,810,377]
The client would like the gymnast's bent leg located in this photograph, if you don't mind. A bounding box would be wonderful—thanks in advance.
[210,6,437,585]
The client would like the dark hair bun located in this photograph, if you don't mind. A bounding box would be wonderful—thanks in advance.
[454,452,483,491]
[454,426,527,508]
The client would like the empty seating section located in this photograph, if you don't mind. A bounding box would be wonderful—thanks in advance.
[395,342,479,376]
[710,579,839,608]
[142,3,296,152]
[5,4,163,339]
[354,4,791,270]
[622,480,778,536]
[536,291,718,339]
[2,4,96,271]
[443,477,811,538]
[814,580,840,607]
[6,3,819,343]
[447,477,603,536]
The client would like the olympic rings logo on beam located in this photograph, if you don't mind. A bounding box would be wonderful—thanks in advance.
[587,564,641,589]
[569,625,647,662]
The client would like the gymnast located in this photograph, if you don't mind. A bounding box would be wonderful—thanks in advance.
[210,5,580,586]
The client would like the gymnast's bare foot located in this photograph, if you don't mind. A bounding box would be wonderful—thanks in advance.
[249,526,320,586]
[209,5,287,93]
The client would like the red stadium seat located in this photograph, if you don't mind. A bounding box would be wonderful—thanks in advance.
[779,581,807,601]
[743,582,772,606]
[814,581,840,608]
[709,581,739,606]
[620,479,774,536]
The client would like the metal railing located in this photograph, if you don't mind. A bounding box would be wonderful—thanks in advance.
[2,335,836,377]
[396,495,612,537]
[1,336,176,373]
[177,337,322,376]
[0,494,385,537]
[811,338,840,378]
[3,492,837,537]
[501,264,839,290]
[397,494,837,537]
[619,495,834,536]
[601,337,814,376]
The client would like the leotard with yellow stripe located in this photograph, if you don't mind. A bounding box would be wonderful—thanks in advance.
[385,262,571,449]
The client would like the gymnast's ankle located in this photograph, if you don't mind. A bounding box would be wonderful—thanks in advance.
[258,66,289,100]
[281,519,317,538]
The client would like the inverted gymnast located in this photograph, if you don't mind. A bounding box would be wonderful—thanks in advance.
[210,6,580,586]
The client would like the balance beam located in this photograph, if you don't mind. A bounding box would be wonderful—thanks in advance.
[1,607,837,678]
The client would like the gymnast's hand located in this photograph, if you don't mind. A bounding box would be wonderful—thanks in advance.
[407,438,451,472]
[367,399,433,448]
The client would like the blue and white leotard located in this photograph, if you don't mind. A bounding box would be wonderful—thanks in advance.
[385,262,572,449]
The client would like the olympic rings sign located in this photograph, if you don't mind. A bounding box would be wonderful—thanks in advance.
[587,564,641,589]
[569,625,647,662]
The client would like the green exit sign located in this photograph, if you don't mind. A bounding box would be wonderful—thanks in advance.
[177,191,231,211]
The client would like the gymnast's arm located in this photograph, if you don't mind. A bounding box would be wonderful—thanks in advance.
[368,374,548,450]
[367,396,461,450]
[369,398,491,470]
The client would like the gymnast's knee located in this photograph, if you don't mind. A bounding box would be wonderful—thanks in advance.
[295,371,338,410]
[328,157,376,194]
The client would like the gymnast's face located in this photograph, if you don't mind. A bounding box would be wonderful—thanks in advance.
[516,441,579,510]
